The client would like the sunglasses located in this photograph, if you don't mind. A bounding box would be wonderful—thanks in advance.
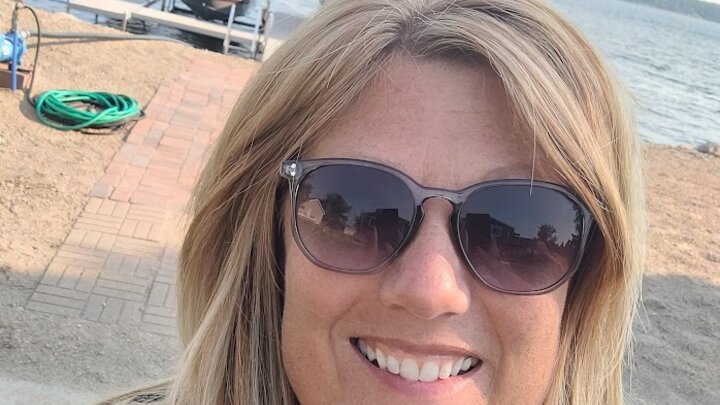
[280,158,596,295]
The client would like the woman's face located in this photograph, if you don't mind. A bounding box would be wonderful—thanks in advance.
[281,58,567,404]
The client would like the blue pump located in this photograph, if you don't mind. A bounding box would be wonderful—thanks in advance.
[2,1,29,92]
[0,31,27,64]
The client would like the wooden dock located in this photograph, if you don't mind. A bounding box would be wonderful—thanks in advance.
[66,0,140,30]
[131,7,256,44]
[66,0,263,54]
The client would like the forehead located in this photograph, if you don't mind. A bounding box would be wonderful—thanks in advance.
[304,57,555,188]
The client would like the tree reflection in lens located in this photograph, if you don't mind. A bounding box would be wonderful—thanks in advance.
[459,186,583,292]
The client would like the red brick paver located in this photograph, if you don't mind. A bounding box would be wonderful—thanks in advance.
[27,60,255,336]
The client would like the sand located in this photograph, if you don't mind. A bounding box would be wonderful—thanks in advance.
[628,145,720,404]
[0,1,717,403]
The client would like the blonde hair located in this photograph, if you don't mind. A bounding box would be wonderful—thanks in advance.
[103,0,644,403]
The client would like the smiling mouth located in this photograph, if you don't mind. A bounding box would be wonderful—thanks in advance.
[351,337,481,383]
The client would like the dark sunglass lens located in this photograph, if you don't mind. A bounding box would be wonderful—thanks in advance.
[459,185,584,292]
[294,164,415,272]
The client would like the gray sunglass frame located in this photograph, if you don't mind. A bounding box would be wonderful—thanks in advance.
[280,158,596,295]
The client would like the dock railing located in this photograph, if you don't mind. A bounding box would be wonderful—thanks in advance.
[66,0,268,56]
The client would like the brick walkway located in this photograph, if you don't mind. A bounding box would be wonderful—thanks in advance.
[25,60,254,336]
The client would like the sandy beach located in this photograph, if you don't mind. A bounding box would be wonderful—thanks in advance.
[630,144,720,404]
[0,2,717,404]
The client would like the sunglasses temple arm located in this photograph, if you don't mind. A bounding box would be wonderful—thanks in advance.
[583,220,599,256]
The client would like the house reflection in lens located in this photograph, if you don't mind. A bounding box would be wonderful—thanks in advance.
[298,198,325,225]
[297,194,411,270]
[461,212,580,291]
[353,208,411,253]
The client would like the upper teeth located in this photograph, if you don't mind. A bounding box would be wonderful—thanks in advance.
[356,338,480,382]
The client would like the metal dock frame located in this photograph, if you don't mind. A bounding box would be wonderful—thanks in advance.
[65,0,137,32]
[66,0,268,57]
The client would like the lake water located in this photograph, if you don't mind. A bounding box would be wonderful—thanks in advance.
[23,0,720,146]
[552,0,720,146]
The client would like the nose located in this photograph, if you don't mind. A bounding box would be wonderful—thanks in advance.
[379,199,471,320]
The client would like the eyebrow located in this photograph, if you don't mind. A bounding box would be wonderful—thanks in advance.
[327,152,544,183]
[481,164,536,180]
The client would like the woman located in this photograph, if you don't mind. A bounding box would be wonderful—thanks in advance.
[105,0,645,403]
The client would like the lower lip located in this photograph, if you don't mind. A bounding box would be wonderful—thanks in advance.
[351,340,482,398]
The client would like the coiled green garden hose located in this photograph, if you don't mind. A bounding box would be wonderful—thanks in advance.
[19,4,147,133]
[33,90,143,131]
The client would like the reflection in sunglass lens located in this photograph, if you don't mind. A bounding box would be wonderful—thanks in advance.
[295,165,415,271]
[459,186,583,292]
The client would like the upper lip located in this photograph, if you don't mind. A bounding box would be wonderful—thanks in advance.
[354,336,480,359]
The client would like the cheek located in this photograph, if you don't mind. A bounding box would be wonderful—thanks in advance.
[281,238,369,403]
[280,204,369,322]
[282,216,368,323]
[482,285,567,401]
[282,244,362,328]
